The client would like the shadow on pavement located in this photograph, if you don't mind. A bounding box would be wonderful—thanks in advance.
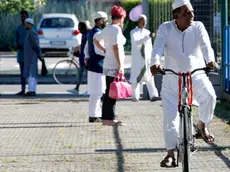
[208,143,230,169]
[0,121,86,125]
[0,94,89,100]
[113,125,125,172]
[214,101,230,125]
[96,126,230,171]
[0,124,92,129]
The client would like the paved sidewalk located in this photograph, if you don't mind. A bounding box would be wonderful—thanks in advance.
[0,96,230,172]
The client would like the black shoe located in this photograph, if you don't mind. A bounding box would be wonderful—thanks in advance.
[150,97,162,102]
[89,117,102,123]
[25,92,36,96]
[16,90,25,96]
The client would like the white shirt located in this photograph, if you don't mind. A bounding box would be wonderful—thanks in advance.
[94,24,126,70]
[130,27,152,83]
[84,31,105,59]
[151,20,215,76]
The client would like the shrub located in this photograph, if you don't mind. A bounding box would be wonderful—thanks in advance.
[0,0,114,51]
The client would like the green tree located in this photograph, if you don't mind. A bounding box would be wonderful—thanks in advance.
[0,0,46,14]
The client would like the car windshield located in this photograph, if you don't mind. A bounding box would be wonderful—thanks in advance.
[40,17,75,28]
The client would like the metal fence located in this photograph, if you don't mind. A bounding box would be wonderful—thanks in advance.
[150,0,221,61]
[0,0,116,51]
[223,26,230,94]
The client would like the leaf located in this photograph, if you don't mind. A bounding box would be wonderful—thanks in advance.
[0,0,46,13]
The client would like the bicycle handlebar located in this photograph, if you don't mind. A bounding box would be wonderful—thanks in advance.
[159,67,218,76]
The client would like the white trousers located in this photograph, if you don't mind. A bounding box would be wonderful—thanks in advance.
[88,94,102,118]
[132,77,159,100]
[87,71,105,118]
[28,70,37,92]
[161,76,216,150]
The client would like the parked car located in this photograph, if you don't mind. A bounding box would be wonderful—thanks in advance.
[37,13,82,57]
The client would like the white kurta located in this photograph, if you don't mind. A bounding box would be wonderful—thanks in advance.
[84,32,106,96]
[151,20,216,150]
[130,27,152,83]
[130,27,159,100]
[84,31,106,118]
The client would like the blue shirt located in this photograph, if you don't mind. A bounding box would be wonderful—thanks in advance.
[15,24,27,63]
[15,24,37,63]
[79,30,90,67]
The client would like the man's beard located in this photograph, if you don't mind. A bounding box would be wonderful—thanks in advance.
[101,24,106,29]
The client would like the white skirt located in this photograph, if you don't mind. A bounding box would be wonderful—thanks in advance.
[88,71,106,95]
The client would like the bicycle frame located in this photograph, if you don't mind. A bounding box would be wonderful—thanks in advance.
[160,67,211,172]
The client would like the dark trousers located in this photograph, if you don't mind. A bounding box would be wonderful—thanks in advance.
[102,76,116,120]
[76,66,86,90]
[19,62,26,91]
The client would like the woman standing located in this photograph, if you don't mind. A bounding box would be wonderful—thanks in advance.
[94,6,126,126]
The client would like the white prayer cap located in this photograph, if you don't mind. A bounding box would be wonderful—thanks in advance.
[172,0,192,10]
[94,11,108,20]
[25,18,34,25]
[137,14,147,21]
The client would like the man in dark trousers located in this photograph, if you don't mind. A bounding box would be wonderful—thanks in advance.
[15,10,29,95]
[67,21,91,95]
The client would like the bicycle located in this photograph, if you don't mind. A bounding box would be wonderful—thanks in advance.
[159,67,216,172]
[52,47,80,84]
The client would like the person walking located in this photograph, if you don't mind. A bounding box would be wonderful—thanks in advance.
[23,18,42,96]
[94,5,127,126]
[130,14,160,102]
[150,0,217,167]
[15,10,29,96]
[85,12,108,123]
[67,21,91,95]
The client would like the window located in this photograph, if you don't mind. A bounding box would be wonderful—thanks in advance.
[41,18,75,28]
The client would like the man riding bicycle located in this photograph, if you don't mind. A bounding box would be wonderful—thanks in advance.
[150,0,217,168]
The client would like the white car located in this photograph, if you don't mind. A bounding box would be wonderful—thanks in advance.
[37,13,82,56]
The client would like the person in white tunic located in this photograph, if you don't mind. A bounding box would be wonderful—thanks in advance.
[84,11,108,123]
[150,0,217,167]
[94,5,127,126]
[130,14,160,102]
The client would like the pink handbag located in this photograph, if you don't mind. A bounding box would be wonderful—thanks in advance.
[109,73,132,99]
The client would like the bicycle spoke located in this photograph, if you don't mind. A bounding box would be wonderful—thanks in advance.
[53,60,79,85]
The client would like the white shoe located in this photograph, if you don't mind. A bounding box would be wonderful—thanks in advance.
[67,88,79,94]
[81,91,89,96]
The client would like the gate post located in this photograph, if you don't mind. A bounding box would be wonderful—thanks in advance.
[221,0,228,94]
[142,0,150,100]
[142,0,149,29]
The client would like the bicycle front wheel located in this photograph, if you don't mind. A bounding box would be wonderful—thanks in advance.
[52,60,79,84]
[182,107,190,172]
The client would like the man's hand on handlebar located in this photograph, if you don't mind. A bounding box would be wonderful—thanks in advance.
[207,61,218,70]
[150,65,162,76]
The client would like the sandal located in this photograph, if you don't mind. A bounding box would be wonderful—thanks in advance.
[195,125,215,143]
[132,98,139,102]
[160,155,176,168]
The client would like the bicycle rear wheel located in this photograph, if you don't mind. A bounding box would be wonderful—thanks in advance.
[182,107,190,172]
[52,60,79,84]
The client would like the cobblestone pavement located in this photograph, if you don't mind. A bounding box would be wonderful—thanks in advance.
[0,97,229,172]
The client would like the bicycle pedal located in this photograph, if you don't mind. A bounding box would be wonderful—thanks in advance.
[194,133,202,139]
[190,146,196,152]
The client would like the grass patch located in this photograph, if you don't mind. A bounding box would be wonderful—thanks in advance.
[2,158,17,163]
[89,141,101,147]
